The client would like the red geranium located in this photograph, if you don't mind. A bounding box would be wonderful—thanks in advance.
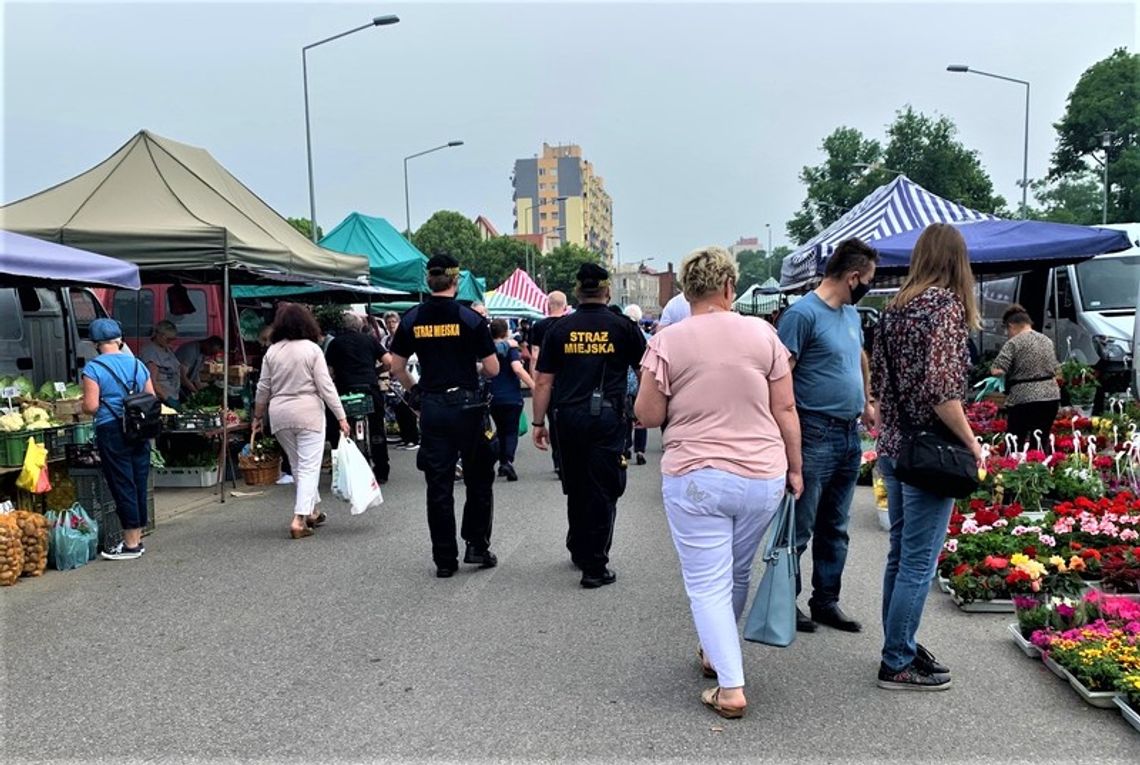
[982,555,1009,570]
[1001,503,1024,519]
[1025,450,1047,463]
[953,563,970,577]
[975,508,1000,526]
[1023,546,1038,558]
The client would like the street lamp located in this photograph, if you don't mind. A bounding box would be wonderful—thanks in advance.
[1100,130,1115,225]
[302,15,400,242]
[765,223,773,280]
[403,141,464,239]
[947,64,1030,218]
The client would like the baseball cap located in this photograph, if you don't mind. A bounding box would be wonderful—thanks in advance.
[89,318,124,343]
[576,262,610,289]
[426,253,460,276]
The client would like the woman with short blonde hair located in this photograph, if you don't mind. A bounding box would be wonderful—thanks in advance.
[870,222,980,691]
[635,245,802,719]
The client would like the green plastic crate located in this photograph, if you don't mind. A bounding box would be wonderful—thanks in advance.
[0,431,45,468]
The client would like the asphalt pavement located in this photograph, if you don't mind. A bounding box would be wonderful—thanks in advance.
[3,431,1136,764]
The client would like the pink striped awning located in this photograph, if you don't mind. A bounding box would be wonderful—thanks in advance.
[494,268,547,314]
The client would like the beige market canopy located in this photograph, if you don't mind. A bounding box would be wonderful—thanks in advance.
[0,129,368,281]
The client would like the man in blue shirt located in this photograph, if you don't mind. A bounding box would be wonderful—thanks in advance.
[777,238,878,634]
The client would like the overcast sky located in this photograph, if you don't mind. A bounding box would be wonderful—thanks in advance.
[2,1,1136,269]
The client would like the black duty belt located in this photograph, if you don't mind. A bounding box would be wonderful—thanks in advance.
[422,387,486,409]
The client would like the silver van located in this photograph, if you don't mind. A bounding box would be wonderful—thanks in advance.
[0,286,107,387]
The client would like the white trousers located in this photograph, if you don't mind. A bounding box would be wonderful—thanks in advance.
[274,428,325,517]
[662,469,784,688]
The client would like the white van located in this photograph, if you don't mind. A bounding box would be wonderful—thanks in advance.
[0,286,107,387]
[979,225,1139,396]
[1133,279,1140,397]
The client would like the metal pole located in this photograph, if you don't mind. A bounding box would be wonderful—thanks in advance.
[404,156,412,239]
[220,261,230,503]
[1021,82,1030,218]
[302,49,317,243]
[1103,146,1109,225]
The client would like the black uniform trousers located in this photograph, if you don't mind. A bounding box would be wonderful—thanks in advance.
[417,394,495,567]
[552,402,628,576]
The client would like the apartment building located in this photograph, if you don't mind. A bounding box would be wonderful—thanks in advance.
[512,143,614,263]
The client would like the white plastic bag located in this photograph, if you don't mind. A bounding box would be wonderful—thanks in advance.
[332,437,382,515]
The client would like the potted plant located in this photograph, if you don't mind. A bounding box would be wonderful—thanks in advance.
[1059,358,1099,414]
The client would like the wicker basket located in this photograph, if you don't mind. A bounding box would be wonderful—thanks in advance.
[239,455,281,486]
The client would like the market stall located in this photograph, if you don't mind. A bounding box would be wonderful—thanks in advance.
[0,129,370,501]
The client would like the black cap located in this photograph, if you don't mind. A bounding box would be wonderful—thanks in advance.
[426,253,460,276]
[575,262,610,289]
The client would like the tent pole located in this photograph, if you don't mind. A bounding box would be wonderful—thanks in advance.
[220,261,230,504]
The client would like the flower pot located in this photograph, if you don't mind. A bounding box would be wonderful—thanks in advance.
[1062,667,1121,709]
[1114,696,1140,734]
[1007,622,1041,658]
[1070,403,1094,417]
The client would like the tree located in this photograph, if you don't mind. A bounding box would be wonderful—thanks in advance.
[1029,171,1104,225]
[540,243,601,300]
[735,246,792,297]
[412,211,482,271]
[287,217,323,241]
[476,236,531,287]
[1049,48,1140,223]
[787,107,1007,245]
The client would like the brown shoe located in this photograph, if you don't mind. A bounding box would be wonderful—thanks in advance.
[290,527,314,539]
[305,512,327,528]
[700,687,746,720]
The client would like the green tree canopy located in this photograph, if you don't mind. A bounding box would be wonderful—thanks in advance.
[287,217,323,241]
[540,243,601,301]
[734,246,791,297]
[412,211,482,271]
[1049,48,1139,223]
[477,236,532,287]
[787,107,1006,245]
[1029,171,1104,225]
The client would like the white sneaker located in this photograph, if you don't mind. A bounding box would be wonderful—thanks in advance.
[276,474,295,485]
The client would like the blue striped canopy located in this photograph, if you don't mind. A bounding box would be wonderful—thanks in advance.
[780,175,997,288]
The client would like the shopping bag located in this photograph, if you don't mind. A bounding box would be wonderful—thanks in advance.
[332,437,382,515]
[72,504,100,561]
[743,493,799,647]
[518,409,529,437]
[47,505,93,571]
[16,437,51,494]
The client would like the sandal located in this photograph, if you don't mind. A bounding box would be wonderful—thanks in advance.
[290,527,314,539]
[306,513,327,528]
[700,687,746,720]
[697,647,717,679]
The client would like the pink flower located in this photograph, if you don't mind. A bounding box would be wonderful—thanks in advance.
[1121,529,1139,542]
[1038,534,1056,548]
[943,538,958,553]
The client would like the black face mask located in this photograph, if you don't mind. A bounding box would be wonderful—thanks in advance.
[850,279,872,304]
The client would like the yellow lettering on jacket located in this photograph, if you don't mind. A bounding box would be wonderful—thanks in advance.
[567,330,610,344]
[563,341,616,354]
[414,323,461,339]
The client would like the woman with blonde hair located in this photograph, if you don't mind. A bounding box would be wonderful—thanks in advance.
[635,245,802,719]
[870,222,981,691]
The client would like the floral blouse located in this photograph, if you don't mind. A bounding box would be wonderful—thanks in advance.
[870,287,970,459]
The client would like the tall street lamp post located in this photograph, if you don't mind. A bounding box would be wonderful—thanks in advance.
[765,223,773,280]
[947,64,1030,218]
[1100,130,1115,225]
[302,15,400,243]
[403,141,464,239]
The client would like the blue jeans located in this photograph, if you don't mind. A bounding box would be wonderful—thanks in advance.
[95,422,151,530]
[794,410,860,609]
[878,456,955,671]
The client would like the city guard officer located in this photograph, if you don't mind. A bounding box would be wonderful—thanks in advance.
[390,254,501,578]
[531,263,647,588]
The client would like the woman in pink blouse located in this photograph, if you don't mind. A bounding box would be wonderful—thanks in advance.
[870,223,982,691]
[254,304,350,539]
[635,246,802,720]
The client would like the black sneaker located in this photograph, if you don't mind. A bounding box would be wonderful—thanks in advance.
[436,564,458,578]
[914,644,950,676]
[877,662,952,691]
[581,568,617,589]
[101,542,143,561]
[463,545,498,569]
[497,465,509,477]
[502,463,518,482]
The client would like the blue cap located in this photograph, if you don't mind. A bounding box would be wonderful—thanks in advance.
[89,318,123,343]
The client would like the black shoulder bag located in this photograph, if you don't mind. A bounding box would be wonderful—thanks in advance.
[880,316,979,499]
[89,358,163,443]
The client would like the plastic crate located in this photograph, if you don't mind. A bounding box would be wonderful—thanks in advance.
[340,394,374,418]
[153,466,219,488]
[168,412,221,432]
[45,425,74,460]
[0,431,45,468]
[72,422,95,445]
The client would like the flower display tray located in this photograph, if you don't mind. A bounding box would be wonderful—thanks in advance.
[1062,667,1120,709]
[1007,623,1041,658]
[937,576,951,594]
[951,592,1014,613]
[1043,655,1068,680]
[153,466,219,488]
[1114,696,1140,734]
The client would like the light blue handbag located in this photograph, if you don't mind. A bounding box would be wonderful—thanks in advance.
[743,492,799,647]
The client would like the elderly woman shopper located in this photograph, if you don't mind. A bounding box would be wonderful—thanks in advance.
[141,319,195,409]
[991,303,1061,451]
[635,246,803,720]
[870,223,982,691]
[82,318,157,560]
[254,304,350,539]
